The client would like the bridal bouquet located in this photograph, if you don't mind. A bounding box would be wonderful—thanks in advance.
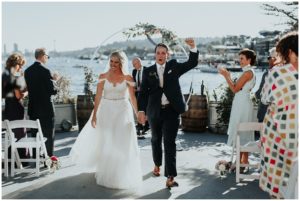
[45,156,61,173]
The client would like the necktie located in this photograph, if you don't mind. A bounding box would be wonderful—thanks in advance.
[159,65,164,88]
[137,70,141,88]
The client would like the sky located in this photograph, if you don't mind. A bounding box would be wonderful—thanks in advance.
[2,1,292,52]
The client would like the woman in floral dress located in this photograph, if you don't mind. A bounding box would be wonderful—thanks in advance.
[259,31,298,198]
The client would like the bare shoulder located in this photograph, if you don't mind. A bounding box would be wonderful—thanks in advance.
[124,75,134,82]
[242,70,254,79]
[99,73,107,79]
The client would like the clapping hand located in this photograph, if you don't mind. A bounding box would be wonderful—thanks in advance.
[218,67,230,77]
[185,38,196,49]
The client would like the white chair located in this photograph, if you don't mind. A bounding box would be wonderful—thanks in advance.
[2,121,22,177]
[235,122,263,183]
[5,119,49,176]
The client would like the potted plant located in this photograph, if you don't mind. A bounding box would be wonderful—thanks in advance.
[76,66,96,131]
[208,83,234,134]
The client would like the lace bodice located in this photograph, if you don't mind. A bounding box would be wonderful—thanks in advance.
[99,78,135,100]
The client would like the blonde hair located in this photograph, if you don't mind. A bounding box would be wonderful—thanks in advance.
[5,53,26,70]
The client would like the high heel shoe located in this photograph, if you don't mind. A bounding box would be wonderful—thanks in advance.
[166,176,179,189]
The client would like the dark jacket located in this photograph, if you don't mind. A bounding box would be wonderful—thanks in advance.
[132,66,146,91]
[255,70,269,121]
[138,51,199,119]
[24,61,57,118]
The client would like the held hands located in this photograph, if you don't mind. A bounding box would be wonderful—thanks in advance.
[185,38,196,49]
[91,115,97,128]
[137,111,147,125]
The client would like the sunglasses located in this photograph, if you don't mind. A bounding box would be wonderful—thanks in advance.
[45,54,50,59]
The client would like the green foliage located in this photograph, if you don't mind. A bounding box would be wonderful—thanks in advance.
[215,84,235,127]
[123,22,179,47]
[83,66,96,96]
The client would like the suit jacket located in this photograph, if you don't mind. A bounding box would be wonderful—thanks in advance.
[255,70,269,121]
[24,61,57,118]
[132,66,145,91]
[138,51,199,119]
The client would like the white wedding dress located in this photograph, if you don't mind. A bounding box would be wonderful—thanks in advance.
[70,79,142,189]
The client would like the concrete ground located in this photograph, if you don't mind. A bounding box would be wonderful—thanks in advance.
[2,129,269,199]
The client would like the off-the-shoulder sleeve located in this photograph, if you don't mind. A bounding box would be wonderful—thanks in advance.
[126,80,136,87]
[98,78,106,83]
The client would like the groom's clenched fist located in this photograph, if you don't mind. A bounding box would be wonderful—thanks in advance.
[185,38,196,49]
[137,111,146,125]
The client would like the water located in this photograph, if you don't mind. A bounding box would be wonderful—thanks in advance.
[21,57,264,99]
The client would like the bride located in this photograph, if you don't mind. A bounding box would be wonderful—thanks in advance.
[70,50,142,189]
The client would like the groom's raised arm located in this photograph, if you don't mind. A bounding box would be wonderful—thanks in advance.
[178,38,199,76]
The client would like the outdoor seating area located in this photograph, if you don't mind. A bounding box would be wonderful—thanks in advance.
[2,124,271,199]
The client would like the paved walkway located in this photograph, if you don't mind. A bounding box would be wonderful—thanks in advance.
[2,129,269,199]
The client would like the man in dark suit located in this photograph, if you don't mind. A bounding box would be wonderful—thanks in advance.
[255,47,276,122]
[132,57,149,138]
[138,38,199,188]
[25,48,57,157]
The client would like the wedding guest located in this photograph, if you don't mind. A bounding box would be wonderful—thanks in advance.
[2,53,28,162]
[259,31,298,199]
[255,47,277,122]
[138,38,199,188]
[219,49,256,172]
[24,48,57,157]
[132,57,149,138]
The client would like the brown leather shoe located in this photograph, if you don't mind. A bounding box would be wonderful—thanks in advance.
[166,177,179,189]
[152,166,160,176]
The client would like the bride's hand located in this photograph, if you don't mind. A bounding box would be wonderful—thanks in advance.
[91,116,97,128]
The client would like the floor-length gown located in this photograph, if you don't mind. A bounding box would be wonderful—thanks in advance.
[227,66,256,147]
[70,79,142,189]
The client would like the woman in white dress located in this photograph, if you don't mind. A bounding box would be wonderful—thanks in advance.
[70,50,142,189]
[219,49,256,171]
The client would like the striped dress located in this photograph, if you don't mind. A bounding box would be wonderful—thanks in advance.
[259,63,298,198]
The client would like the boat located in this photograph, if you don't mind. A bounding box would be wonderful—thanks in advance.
[224,61,242,72]
[172,52,188,63]
[198,63,218,73]
[72,65,85,68]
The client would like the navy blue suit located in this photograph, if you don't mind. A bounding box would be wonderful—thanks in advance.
[138,50,199,177]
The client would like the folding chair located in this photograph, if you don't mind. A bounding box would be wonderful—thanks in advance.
[2,121,22,177]
[235,122,263,183]
[5,119,49,176]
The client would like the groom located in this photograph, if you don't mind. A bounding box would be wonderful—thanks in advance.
[138,38,199,188]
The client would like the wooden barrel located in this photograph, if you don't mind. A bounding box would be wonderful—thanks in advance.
[76,95,94,131]
[181,94,208,132]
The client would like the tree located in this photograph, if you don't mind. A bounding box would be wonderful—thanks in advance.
[261,2,298,31]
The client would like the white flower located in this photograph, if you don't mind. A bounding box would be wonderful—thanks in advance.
[219,164,226,171]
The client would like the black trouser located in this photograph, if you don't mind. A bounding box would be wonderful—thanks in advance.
[148,106,180,177]
[29,116,55,157]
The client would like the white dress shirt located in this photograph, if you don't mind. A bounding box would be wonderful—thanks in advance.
[156,46,198,105]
